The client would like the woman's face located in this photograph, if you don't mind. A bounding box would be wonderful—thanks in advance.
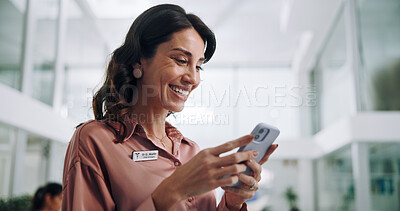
[139,27,205,112]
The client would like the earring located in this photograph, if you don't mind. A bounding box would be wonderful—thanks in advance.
[133,68,143,79]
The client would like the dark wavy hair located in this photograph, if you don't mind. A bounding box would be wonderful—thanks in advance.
[93,4,216,122]
[31,182,62,211]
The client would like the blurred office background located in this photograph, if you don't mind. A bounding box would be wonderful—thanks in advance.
[0,0,399,210]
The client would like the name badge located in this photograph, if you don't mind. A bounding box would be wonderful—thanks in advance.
[132,150,158,162]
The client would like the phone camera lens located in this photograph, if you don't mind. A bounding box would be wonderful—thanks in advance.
[259,129,264,133]
[255,135,260,140]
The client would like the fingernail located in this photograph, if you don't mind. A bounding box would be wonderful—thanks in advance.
[253,151,259,156]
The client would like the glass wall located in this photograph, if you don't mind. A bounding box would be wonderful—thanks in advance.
[0,0,25,89]
[63,67,103,122]
[62,0,109,123]
[315,145,355,211]
[369,143,400,211]
[24,134,49,194]
[311,1,400,208]
[312,5,357,133]
[31,0,59,105]
[0,121,67,197]
[0,122,13,197]
[311,0,400,132]
[0,0,60,104]
[357,0,400,111]
[0,0,67,198]
[315,142,400,211]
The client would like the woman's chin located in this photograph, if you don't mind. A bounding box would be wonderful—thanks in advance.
[166,104,185,113]
[169,106,184,113]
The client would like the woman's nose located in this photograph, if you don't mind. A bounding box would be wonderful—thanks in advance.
[183,66,200,86]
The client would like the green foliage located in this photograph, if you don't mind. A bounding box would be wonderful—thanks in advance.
[284,187,300,211]
[0,194,32,211]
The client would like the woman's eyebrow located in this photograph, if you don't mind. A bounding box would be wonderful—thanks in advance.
[171,48,205,62]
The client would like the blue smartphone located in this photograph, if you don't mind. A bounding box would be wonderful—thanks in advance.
[229,122,280,187]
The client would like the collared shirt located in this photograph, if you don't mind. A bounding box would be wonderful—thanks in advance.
[62,119,247,210]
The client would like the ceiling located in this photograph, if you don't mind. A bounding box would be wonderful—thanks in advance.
[81,0,343,69]
[1,0,343,70]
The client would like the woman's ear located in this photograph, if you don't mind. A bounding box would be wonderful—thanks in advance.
[44,193,52,204]
[132,62,141,70]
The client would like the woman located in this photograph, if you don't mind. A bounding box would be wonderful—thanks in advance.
[31,183,62,211]
[62,4,277,211]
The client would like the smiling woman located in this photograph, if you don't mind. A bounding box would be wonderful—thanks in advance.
[137,29,205,112]
[62,4,277,211]
[92,5,215,124]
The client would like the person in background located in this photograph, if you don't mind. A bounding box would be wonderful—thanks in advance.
[62,4,278,211]
[31,182,62,211]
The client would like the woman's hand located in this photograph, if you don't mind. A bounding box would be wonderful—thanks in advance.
[222,144,278,210]
[152,135,259,211]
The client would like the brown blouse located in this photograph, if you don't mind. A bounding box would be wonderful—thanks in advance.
[62,119,247,210]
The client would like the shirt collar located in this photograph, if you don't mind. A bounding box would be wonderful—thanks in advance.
[165,121,194,146]
[104,117,194,145]
[104,118,136,143]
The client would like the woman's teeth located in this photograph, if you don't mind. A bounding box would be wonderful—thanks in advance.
[170,85,189,96]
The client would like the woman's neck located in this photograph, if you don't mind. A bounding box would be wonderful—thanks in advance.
[130,103,168,138]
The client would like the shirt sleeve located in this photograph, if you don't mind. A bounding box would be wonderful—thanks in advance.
[63,158,160,211]
[62,122,116,211]
[62,122,160,211]
[134,196,157,211]
[217,193,248,211]
[62,161,116,211]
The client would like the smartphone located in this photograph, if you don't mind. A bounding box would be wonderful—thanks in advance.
[228,122,280,187]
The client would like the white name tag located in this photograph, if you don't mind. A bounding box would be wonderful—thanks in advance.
[132,150,158,162]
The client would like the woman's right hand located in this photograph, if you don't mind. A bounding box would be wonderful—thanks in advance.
[151,135,258,210]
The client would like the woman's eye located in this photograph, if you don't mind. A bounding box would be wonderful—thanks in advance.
[174,58,188,65]
[172,57,203,71]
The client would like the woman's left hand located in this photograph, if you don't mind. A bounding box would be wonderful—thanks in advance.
[221,144,278,210]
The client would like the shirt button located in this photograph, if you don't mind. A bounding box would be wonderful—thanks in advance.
[174,161,180,166]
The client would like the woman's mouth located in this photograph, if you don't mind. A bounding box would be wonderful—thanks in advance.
[169,85,189,96]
